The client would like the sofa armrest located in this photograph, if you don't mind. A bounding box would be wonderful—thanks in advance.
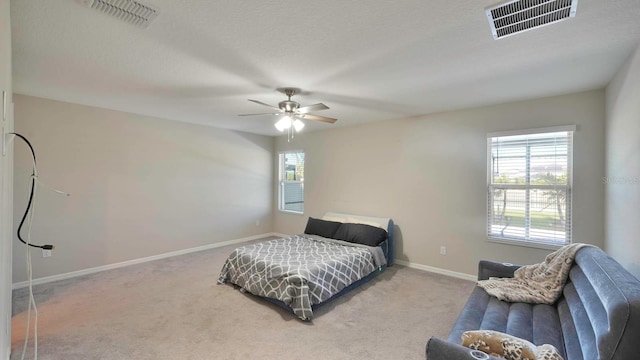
[426,337,503,360]
[477,260,522,281]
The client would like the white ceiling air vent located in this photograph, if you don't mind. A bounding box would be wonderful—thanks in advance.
[82,0,159,28]
[486,0,578,40]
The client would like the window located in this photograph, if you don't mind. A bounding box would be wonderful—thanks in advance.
[487,126,575,248]
[278,151,304,213]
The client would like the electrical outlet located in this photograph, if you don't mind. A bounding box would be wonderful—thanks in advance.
[42,249,52,258]
[255,220,260,226]
[440,246,447,256]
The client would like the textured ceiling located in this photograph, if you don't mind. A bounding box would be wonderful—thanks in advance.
[10,0,640,136]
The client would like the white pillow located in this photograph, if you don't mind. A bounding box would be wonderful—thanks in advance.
[322,215,346,223]
[346,217,384,230]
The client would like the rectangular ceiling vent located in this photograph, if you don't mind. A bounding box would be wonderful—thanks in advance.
[83,0,159,28]
[486,0,578,40]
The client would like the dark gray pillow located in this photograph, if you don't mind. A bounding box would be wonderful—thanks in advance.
[304,217,342,239]
[333,223,388,247]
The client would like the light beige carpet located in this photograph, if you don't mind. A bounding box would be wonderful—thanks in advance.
[12,239,475,360]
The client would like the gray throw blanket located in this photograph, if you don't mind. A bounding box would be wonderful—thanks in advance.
[477,243,593,304]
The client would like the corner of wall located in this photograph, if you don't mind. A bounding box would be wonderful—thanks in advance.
[604,43,640,279]
[0,0,13,357]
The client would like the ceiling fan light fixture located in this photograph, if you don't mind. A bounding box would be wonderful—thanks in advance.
[293,119,305,132]
[275,116,292,131]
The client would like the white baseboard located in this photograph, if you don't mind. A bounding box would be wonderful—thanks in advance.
[12,233,280,290]
[394,259,476,281]
[12,235,477,289]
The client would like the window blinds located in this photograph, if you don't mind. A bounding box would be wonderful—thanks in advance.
[488,127,573,246]
[280,151,304,213]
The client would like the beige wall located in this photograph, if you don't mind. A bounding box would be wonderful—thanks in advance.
[0,0,13,357]
[275,90,605,276]
[605,44,640,279]
[12,95,273,283]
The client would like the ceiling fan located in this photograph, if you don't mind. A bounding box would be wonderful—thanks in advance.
[239,87,337,139]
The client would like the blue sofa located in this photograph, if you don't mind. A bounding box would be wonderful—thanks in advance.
[426,246,640,360]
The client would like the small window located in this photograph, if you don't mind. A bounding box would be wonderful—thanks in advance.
[278,151,304,214]
[487,126,575,248]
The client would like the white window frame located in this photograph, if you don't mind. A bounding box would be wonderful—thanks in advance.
[278,150,304,214]
[487,125,575,250]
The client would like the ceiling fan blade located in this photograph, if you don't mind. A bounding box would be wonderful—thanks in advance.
[238,112,281,117]
[248,99,281,111]
[299,113,337,124]
[296,103,329,114]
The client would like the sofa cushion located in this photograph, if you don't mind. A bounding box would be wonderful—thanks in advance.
[447,287,565,358]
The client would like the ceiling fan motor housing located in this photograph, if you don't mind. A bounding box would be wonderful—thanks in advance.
[279,100,299,112]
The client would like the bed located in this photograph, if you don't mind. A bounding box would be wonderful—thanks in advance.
[217,212,395,321]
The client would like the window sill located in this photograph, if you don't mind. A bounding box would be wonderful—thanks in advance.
[487,237,566,251]
[278,210,304,216]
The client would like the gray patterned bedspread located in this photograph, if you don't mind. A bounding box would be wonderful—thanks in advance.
[217,234,386,320]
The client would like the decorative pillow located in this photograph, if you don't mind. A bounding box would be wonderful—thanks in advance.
[304,217,342,239]
[535,345,564,360]
[461,330,563,360]
[333,222,388,247]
